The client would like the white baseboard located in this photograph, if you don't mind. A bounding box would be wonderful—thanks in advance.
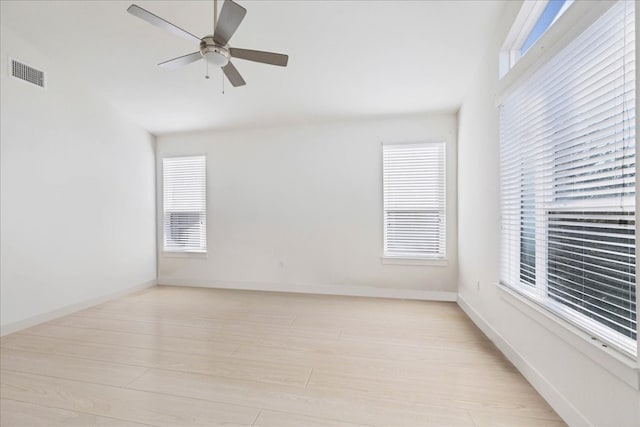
[0,279,157,336]
[457,294,590,427]
[157,278,457,302]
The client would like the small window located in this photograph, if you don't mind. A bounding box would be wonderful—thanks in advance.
[520,0,573,55]
[500,0,574,77]
[382,142,446,260]
[162,156,207,253]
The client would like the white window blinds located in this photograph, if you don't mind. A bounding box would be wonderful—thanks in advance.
[163,156,207,253]
[383,142,446,259]
[500,1,636,355]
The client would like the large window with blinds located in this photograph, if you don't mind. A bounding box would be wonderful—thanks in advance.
[499,1,636,355]
[383,142,446,259]
[162,156,207,253]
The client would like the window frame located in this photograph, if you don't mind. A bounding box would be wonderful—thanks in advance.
[381,141,447,265]
[161,155,208,255]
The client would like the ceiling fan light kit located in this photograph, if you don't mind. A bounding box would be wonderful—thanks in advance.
[126,0,288,87]
[201,38,230,67]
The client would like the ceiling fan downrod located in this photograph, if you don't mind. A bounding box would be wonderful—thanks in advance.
[213,0,218,33]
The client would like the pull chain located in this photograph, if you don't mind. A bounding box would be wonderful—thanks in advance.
[205,60,209,79]
[221,70,225,94]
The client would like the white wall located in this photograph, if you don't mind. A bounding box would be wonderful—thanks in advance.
[457,2,640,426]
[156,114,457,299]
[0,25,157,332]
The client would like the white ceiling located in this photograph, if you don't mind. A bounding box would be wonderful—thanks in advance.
[1,0,505,135]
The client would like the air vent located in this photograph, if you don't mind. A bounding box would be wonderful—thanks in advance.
[10,58,45,88]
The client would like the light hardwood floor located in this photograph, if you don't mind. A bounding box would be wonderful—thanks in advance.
[0,286,565,426]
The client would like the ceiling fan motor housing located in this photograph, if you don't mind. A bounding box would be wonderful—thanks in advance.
[200,36,230,67]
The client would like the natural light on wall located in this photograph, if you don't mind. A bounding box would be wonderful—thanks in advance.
[499,1,636,356]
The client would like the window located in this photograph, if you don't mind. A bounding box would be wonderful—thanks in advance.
[162,156,207,253]
[383,142,446,260]
[520,0,573,56]
[500,1,636,355]
[500,0,574,77]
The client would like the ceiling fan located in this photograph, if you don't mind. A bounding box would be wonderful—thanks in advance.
[127,0,288,87]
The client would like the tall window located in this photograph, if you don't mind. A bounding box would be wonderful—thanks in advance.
[162,156,207,253]
[383,142,446,259]
[500,1,636,355]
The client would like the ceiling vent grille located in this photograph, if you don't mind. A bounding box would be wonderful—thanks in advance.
[10,58,45,88]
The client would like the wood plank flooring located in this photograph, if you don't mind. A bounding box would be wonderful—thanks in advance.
[0,286,565,426]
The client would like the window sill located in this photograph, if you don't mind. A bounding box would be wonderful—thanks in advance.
[381,256,448,267]
[497,284,639,390]
[162,251,208,259]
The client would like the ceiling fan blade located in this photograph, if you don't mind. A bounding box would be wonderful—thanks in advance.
[158,52,203,69]
[127,4,200,43]
[221,61,246,87]
[230,48,288,67]
[213,0,247,45]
